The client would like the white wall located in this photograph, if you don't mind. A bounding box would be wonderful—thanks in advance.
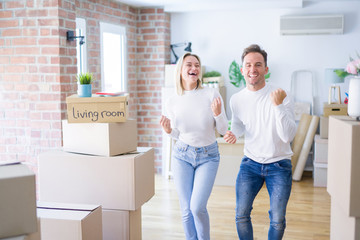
[170,1,360,117]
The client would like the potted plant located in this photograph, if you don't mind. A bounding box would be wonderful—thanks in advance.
[76,72,94,97]
[202,71,223,88]
[229,60,271,88]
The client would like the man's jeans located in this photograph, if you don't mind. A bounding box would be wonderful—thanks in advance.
[172,140,220,240]
[235,156,292,240]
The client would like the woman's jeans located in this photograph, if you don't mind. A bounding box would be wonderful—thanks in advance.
[172,140,220,240]
[235,156,292,240]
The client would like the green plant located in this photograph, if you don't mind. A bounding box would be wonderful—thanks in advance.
[77,72,94,85]
[203,71,221,78]
[228,60,271,88]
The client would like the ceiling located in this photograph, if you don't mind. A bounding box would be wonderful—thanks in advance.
[116,0,359,12]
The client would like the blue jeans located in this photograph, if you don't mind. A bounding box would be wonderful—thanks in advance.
[171,140,220,240]
[235,156,292,240]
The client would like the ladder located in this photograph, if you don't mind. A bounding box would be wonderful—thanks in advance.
[290,70,316,174]
[290,70,315,120]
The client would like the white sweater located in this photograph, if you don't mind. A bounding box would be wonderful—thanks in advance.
[230,84,297,164]
[165,87,228,147]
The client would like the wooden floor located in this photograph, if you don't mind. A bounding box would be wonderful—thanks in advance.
[142,173,330,240]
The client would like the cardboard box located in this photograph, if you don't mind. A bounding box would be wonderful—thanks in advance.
[323,103,347,117]
[313,162,327,187]
[214,138,244,186]
[164,64,176,87]
[102,208,141,240]
[0,218,40,240]
[0,162,37,239]
[66,94,128,123]
[330,198,360,240]
[320,115,329,139]
[39,148,154,210]
[327,116,360,217]
[314,134,328,163]
[23,218,41,240]
[37,202,102,240]
[62,119,137,156]
[27,220,41,240]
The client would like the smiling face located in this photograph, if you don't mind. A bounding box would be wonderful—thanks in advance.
[241,52,269,91]
[180,55,200,90]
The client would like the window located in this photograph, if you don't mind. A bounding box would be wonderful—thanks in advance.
[100,22,127,92]
[76,18,87,74]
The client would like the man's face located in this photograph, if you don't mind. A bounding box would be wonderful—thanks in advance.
[241,52,269,91]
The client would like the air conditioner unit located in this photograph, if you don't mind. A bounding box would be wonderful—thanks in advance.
[280,14,344,35]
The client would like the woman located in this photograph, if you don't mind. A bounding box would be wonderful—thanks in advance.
[160,53,228,240]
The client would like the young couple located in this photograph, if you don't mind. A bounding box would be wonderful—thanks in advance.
[160,44,297,240]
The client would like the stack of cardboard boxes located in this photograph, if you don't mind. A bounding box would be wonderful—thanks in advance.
[314,103,347,187]
[37,94,155,240]
[327,116,360,239]
[313,134,328,187]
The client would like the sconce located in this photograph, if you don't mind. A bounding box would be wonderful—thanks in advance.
[170,42,192,64]
[66,30,85,45]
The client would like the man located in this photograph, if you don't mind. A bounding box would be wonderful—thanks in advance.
[224,44,297,240]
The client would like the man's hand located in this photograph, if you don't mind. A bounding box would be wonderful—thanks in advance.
[160,115,172,134]
[223,130,237,144]
[211,97,222,117]
[270,88,287,106]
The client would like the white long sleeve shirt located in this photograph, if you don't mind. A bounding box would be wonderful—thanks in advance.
[165,87,228,147]
[230,84,297,164]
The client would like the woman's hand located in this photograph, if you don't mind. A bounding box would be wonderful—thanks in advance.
[223,130,237,144]
[160,115,172,134]
[211,97,222,117]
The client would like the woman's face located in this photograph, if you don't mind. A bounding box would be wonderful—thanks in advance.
[181,55,200,90]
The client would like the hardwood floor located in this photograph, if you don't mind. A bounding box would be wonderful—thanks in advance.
[142,173,330,240]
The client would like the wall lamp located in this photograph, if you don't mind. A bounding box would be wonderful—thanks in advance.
[170,42,192,64]
[66,30,85,45]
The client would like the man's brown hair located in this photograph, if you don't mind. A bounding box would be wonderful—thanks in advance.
[241,44,268,67]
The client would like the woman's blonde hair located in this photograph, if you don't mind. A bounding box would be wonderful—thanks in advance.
[174,52,203,95]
